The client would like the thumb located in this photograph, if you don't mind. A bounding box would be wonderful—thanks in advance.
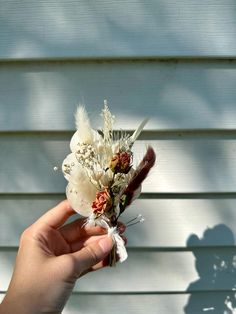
[72,236,114,275]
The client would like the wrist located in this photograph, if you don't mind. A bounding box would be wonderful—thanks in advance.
[0,294,46,314]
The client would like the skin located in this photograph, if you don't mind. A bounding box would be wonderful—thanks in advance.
[0,200,126,314]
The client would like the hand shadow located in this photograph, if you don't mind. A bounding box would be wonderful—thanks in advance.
[184,224,236,313]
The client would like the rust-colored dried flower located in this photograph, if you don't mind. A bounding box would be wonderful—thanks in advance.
[110,151,131,173]
[92,188,113,214]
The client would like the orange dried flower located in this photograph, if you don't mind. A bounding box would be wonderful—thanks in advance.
[92,188,113,214]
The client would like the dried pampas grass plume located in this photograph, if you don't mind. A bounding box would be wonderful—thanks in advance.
[75,106,93,144]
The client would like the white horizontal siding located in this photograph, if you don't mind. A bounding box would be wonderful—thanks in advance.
[1,2,236,313]
[1,292,234,314]
[1,249,236,292]
[1,196,236,248]
[1,0,236,59]
[58,293,236,314]
[1,136,236,193]
[1,60,236,131]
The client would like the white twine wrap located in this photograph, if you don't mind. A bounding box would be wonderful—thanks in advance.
[107,226,128,263]
[87,215,128,263]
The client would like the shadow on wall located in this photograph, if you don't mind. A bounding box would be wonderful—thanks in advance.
[184,224,236,313]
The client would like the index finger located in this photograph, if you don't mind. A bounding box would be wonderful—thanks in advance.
[35,200,76,229]
[60,219,126,243]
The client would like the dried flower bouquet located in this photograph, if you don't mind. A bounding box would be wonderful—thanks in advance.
[62,102,156,266]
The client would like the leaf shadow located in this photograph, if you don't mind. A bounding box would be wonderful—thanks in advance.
[184,224,236,313]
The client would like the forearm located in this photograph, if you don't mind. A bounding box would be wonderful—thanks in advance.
[0,294,48,314]
[0,297,61,314]
[0,288,62,314]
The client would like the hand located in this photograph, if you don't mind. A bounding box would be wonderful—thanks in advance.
[0,200,124,314]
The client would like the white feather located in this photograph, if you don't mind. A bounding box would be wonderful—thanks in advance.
[130,118,148,143]
[75,106,93,144]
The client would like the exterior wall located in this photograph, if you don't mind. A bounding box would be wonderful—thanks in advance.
[1,1,236,313]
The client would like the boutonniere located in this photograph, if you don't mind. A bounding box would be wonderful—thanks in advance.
[62,101,156,266]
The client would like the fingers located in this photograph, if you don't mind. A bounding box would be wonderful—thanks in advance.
[71,236,114,276]
[35,200,76,229]
[69,233,128,253]
[60,219,126,243]
[59,219,107,243]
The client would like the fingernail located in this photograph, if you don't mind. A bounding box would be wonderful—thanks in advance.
[99,237,113,254]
